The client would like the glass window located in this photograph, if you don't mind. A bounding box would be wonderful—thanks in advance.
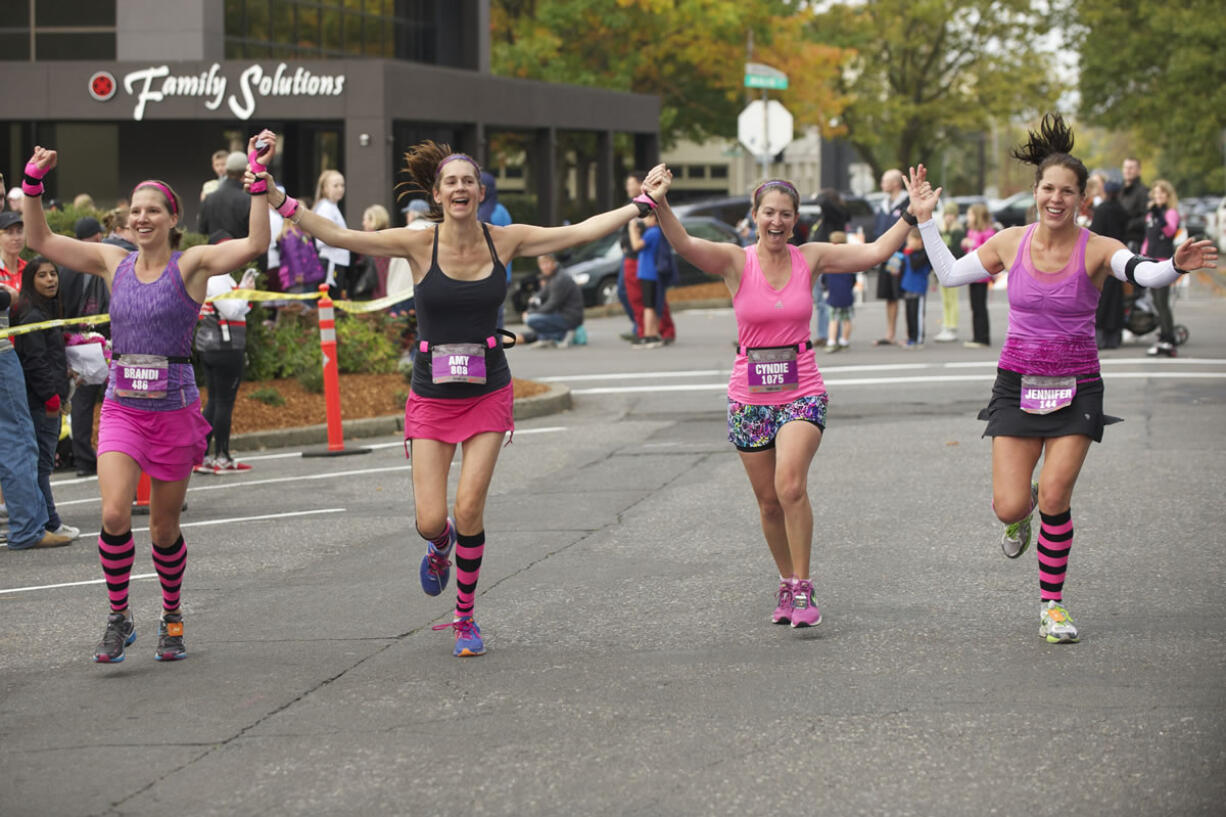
[35,32,114,60]
[686,165,707,179]
[0,32,31,61]
[343,10,363,55]
[0,0,30,25]
[36,0,115,27]
[710,165,729,179]
[320,8,341,54]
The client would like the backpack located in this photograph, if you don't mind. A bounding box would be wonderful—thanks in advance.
[276,224,326,291]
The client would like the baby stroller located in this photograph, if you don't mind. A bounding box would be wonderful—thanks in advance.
[1123,288,1189,346]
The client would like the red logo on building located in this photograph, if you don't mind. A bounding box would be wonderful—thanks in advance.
[88,71,117,102]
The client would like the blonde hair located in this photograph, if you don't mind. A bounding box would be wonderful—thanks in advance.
[828,230,847,244]
[967,202,991,231]
[72,193,95,210]
[363,204,390,231]
[315,170,344,205]
[1150,179,1178,210]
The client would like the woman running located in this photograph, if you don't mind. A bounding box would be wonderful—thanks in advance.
[641,164,927,628]
[905,115,1217,643]
[257,142,654,657]
[21,130,277,663]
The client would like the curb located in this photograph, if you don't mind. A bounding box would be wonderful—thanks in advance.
[231,383,572,451]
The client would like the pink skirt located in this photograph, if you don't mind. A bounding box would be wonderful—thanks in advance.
[97,398,211,482]
[404,383,514,445]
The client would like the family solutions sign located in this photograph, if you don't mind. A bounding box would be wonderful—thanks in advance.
[89,62,346,121]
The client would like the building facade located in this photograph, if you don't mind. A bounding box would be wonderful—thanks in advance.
[1,0,659,229]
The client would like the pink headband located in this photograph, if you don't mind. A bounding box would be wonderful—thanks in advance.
[132,180,179,216]
[753,179,799,203]
[437,153,481,175]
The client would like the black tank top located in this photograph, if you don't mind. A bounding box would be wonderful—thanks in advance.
[411,222,511,399]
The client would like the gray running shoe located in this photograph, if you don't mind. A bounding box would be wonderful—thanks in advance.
[155,613,187,661]
[94,612,136,663]
[1001,482,1039,559]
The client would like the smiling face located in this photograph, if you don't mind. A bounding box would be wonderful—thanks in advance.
[753,189,797,248]
[1034,165,1082,229]
[434,159,482,221]
[128,188,178,249]
[323,172,345,203]
[32,261,58,299]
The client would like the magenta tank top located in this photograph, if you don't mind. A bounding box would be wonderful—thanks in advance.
[998,223,1100,376]
[105,251,202,410]
[728,245,825,404]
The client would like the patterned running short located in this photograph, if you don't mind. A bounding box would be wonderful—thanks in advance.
[727,392,829,452]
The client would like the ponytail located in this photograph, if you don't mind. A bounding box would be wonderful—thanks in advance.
[1011,114,1088,194]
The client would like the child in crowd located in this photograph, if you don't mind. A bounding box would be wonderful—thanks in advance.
[823,231,855,352]
[894,227,932,347]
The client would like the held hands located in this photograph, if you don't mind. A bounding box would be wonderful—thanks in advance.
[28,146,58,174]
[243,129,278,194]
[902,164,940,223]
[1173,238,1218,273]
[247,129,277,167]
[642,163,672,201]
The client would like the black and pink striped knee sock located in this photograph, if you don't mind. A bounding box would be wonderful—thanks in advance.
[418,520,453,553]
[152,536,187,612]
[98,529,135,612]
[1037,509,1073,602]
[454,530,485,619]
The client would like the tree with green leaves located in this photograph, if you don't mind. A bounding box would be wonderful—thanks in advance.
[805,0,1063,191]
[1072,0,1226,194]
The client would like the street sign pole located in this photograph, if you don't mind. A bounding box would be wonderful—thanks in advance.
[743,63,788,183]
[760,87,769,181]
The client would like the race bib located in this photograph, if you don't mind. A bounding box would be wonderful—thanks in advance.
[431,343,487,384]
[746,346,799,393]
[1020,375,1076,415]
[114,354,169,399]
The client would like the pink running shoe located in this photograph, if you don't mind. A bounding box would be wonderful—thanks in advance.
[772,579,794,625]
[790,579,822,628]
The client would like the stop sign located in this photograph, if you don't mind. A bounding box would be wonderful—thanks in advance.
[738,100,793,159]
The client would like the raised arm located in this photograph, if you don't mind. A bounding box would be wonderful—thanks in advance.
[262,174,413,259]
[21,147,126,278]
[903,165,1010,287]
[810,165,927,275]
[503,202,641,259]
[642,164,743,280]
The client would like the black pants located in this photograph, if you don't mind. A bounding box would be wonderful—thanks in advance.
[904,293,926,344]
[968,282,990,344]
[200,349,244,458]
[1152,284,1175,344]
[70,381,102,472]
[1096,276,1125,348]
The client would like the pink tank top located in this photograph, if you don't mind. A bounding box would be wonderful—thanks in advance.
[729,245,826,404]
[998,223,1100,376]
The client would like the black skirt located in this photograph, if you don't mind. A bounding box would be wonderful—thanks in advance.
[978,368,1121,442]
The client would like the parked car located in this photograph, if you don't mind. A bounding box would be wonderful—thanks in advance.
[992,191,1035,228]
[511,215,742,309]
[1178,196,1216,241]
[672,196,752,234]
[1214,196,1226,251]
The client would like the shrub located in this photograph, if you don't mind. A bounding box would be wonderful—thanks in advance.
[335,313,399,374]
[248,386,285,406]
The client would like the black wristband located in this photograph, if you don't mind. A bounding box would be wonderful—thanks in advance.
[1173,261,1190,275]
[901,211,918,226]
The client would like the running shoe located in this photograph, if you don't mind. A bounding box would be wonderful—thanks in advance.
[193,456,217,475]
[212,457,252,474]
[94,612,136,663]
[1039,601,1079,643]
[772,579,794,625]
[155,612,187,661]
[790,579,822,628]
[50,523,80,540]
[432,616,485,657]
[1001,481,1039,559]
[418,517,456,596]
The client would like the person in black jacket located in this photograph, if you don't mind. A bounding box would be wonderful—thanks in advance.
[12,256,79,540]
[198,152,252,240]
[518,253,584,347]
[1090,180,1129,349]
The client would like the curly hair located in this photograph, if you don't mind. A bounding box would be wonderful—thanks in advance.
[1011,114,1088,194]
[397,140,481,224]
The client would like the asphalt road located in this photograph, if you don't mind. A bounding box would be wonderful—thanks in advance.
[3,282,1224,817]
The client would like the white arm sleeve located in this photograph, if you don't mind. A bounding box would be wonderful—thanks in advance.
[917,218,993,287]
[1109,249,1181,287]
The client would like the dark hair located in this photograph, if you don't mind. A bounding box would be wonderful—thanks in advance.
[397,140,480,223]
[627,169,646,183]
[752,179,800,213]
[15,255,61,321]
[1011,114,1088,194]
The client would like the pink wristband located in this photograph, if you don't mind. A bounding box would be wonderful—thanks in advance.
[276,195,299,219]
[247,150,268,194]
[22,180,44,196]
[24,161,48,181]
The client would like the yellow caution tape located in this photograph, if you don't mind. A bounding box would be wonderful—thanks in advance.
[0,313,112,340]
[1,289,414,338]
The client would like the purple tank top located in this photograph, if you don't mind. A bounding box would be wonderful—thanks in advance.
[998,224,1100,376]
[105,251,202,410]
